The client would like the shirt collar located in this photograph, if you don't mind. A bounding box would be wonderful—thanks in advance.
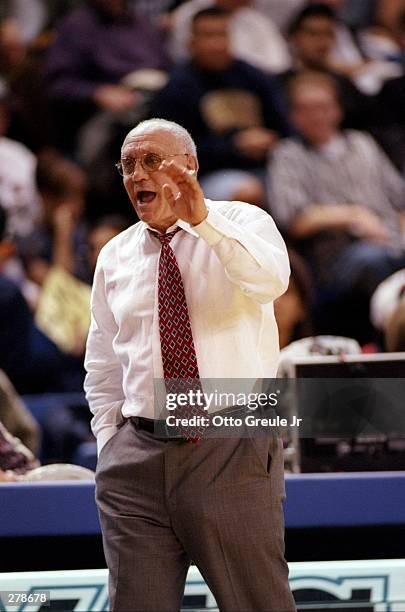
[140,199,211,238]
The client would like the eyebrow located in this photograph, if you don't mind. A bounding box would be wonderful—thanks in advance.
[121,147,165,157]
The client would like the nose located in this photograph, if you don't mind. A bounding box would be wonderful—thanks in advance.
[130,159,149,181]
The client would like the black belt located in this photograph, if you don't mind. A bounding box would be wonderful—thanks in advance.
[128,405,252,439]
[129,416,185,441]
[129,416,165,434]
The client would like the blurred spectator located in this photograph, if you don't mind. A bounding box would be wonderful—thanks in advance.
[268,72,405,343]
[0,88,40,240]
[0,419,39,476]
[281,3,371,126]
[0,0,83,44]
[0,0,49,44]
[255,0,385,92]
[305,0,402,95]
[169,0,291,74]
[44,0,169,153]
[0,204,86,393]
[150,7,291,204]
[20,150,89,287]
[275,249,313,348]
[308,0,366,72]
[0,416,95,482]
[359,0,405,65]
[0,269,87,394]
[0,369,40,454]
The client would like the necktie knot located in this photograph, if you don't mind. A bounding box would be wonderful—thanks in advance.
[155,227,181,246]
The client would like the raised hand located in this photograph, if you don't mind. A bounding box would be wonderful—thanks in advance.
[158,160,208,227]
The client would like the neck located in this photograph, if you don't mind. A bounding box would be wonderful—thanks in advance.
[149,221,177,234]
[305,131,337,147]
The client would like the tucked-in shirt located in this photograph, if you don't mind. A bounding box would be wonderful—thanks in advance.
[84,199,290,452]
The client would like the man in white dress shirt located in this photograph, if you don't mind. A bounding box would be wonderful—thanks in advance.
[84,118,295,611]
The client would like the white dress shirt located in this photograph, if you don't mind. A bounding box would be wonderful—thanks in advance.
[84,199,290,452]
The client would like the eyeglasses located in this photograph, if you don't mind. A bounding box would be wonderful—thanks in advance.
[115,152,189,176]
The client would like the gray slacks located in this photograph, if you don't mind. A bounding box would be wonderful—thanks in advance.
[95,418,296,612]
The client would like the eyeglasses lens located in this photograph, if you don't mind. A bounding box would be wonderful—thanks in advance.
[119,153,163,176]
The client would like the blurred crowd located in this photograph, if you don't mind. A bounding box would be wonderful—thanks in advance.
[0,0,405,412]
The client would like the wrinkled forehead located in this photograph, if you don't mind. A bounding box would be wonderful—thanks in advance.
[121,127,181,156]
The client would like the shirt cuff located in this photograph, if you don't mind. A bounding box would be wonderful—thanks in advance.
[192,209,227,246]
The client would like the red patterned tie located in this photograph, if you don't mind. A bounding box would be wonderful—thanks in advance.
[155,228,208,442]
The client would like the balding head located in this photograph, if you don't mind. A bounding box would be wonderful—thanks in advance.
[122,119,197,157]
[119,118,199,233]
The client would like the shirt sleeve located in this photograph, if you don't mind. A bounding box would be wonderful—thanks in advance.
[84,256,125,452]
[192,203,290,304]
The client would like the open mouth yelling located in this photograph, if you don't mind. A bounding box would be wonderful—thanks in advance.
[137,190,157,205]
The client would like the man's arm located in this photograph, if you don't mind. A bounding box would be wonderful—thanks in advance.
[159,161,290,304]
[288,204,389,243]
[84,257,125,453]
[192,205,290,304]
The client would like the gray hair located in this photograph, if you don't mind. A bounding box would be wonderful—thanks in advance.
[122,118,197,156]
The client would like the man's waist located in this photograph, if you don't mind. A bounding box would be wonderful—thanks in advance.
[128,404,272,440]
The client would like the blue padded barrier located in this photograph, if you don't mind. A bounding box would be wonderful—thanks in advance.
[0,472,404,538]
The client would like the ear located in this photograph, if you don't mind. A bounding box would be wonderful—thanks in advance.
[187,155,199,176]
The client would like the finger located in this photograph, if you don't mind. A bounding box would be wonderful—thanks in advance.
[160,160,196,183]
[162,183,176,208]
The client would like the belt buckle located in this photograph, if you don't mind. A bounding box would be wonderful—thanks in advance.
[162,419,181,441]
